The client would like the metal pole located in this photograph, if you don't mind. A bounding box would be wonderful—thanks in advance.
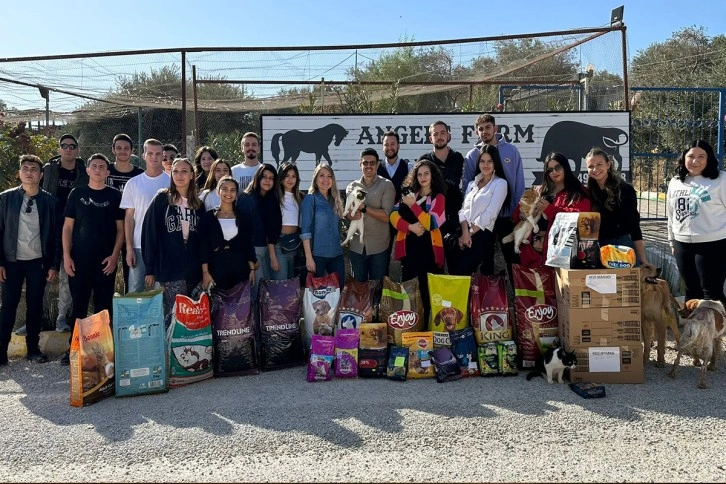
[137,107,142,160]
[45,96,49,129]
[181,51,187,152]
[320,77,324,112]
[193,65,200,146]
[621,26,629,110]
[718,89,725,169]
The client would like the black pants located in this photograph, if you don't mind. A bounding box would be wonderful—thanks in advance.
[121,245,130,294]
[449,229,496,276]
[0,259,46,355]
[494,217,520,280]
[673,238,726,306]
[68,259,117,336]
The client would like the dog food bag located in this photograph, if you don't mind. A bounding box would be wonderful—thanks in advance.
[307,335,335,382]
[386,346,409,381]
[470,272,511,344]
[477,343,500,376]
[358,322,387,350]
[358,347,388,378]
[337,278,378,330]
[402,331,435,379]
[212,280,258,377]
[429,347,463,383]
[380,276,424,346]
[427,274,470,347]
[70,309,115,407]
[572,239,602,269]
[260,278,305,371]
[334,329,359,378]
[600,244,636,269]
[498,341,519,376]
[168,293,214,387]
[302,273,341,347]
[113,288,168,398]
[546,212,601,269]
[450,327,480,377]
[512,264,560,368]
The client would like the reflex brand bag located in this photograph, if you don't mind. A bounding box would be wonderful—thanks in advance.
[168,292,214,387]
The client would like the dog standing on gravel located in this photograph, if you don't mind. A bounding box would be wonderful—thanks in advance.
[341,187,366,246]
[640,263,681,367]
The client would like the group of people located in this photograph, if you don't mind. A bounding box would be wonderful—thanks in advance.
[1,113,724,367]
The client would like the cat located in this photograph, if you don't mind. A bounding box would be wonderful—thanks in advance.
[526,346,577,384]
[502,187,542,254]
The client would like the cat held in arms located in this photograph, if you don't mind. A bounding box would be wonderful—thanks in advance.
[502,187,542,254]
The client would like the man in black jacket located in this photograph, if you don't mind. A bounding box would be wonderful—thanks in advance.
[0,155,60,365]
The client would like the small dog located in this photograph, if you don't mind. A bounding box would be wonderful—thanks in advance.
[640,263,681,367]
[434,307,464,332]
[669,299,726,388]
[577,213,600,239]
[312,300,334,336]
[502,187,541,254]
[341,187,367,246]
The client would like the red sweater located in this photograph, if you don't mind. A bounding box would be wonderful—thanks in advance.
[389,193,446,268]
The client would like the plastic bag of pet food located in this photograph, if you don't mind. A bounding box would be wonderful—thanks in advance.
[470,272,511,344]
[402,331,435,379]
[429,347,462,383]
[307,335,335,382]
[302,273,340,347]
[546,212,601,269]
[334,329,359,378]
[386,346,409,381]
[337,278,379,330]
[260,278,305,371]
[572,239,601,269]
[600,244,636,269]
[212,280,258,377]
[358,322,387,350]
[70,309,115,407]
[427,274,470,347]
[477,343,499,376]
[380,276,424,346]
[168,292,214,387]
[450,327,479,377]
[358,347,388,378]
[498,340,519,375]
[512,264,560,369]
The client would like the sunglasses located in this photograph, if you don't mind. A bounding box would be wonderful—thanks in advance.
[546,165,564,175]
[25,197,34,214]
[60,143,78,150]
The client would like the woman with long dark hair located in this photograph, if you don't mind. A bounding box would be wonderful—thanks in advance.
[273,162,305,280]
[193,146,218,190]
[199,159,232,211]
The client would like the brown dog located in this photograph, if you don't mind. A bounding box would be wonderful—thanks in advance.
[312,300,334,336]
[434,307,464,332]
[640,263,681,367]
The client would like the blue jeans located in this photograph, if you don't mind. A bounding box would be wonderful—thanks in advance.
[128,248,147,294]
[349,248,388,282]
[313,255,345,288]
[271,244,296,281]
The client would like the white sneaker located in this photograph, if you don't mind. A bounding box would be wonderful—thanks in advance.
[55,322,71,333]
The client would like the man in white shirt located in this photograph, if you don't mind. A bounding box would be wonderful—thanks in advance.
[231,132,262,192]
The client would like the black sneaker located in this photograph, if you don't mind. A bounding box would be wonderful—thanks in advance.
[26,352,49,364]
[59,352,70,366]
[0,356,7,366]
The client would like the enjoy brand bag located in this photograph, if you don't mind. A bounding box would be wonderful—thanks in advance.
[279,232,302,254]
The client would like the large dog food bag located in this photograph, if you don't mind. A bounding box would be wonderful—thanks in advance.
[70,310,115,407]
[337,278,378,330]
[402,331,435,379]
[302,273,340,347]
[213,280,258,377]
[380,276,424,346]
[470,272,512,344]
[168,292,214,387]
[259,278,305,371]
[427,274,470,347]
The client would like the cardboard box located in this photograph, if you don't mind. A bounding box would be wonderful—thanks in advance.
[556,268,640,308]
[569,344,644,384]
[559,306,642,347]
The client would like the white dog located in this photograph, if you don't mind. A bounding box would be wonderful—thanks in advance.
[341,187,367,246]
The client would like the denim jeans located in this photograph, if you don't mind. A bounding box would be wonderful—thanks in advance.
[313,255,346,288]
[349,248,388,283]
[271,243,296,281]
[127,248,148,294]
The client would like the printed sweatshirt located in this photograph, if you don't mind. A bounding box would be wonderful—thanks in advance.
[667,173,726,245]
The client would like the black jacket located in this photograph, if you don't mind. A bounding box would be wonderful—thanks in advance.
[199,209,257,267]
[245,191,282,247]
[0,186,61,271]
[42,157,89,197]
[378,158,410,202]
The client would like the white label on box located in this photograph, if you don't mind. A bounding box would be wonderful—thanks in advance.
[129,368,150,378]
[585,274,617,294]
[589,347,620,372]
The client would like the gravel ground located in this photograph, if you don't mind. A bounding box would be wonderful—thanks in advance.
[1,340,725,483]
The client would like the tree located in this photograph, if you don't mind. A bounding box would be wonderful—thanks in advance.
[0,120,57,191]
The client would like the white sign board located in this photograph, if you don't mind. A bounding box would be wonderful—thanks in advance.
[260,112,630,189]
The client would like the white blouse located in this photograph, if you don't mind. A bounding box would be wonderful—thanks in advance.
[459,174,508,232]
[281,191,300,226]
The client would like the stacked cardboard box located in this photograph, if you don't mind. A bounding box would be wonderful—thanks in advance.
[555,268,644,384]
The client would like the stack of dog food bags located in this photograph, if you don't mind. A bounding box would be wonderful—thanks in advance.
[358,320,388,377]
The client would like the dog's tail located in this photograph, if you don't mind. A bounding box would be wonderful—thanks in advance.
[678,321,700,352]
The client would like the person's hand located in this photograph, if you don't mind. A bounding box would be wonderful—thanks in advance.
[145,275,155,288]
[46,269,57,282]
[402,193,416,208]
[306,256,316,274]
[249,268,256,287]
[671,247,675,256]
[0,266,5,283]
[536,198,550,213]
[126,250,136,268]
[101,253,119,276]
[64,256,76,277]
[459,230,472,249]
[202,271,215,291]
[409,222,425,236]
[270,254,280,272]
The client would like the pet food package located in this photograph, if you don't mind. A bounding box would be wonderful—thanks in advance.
[337,278,378,330]
[427,274,470,347]
[402,331,435,379]
[213,281,258,377]
[545,212,601,269]
[302,273,340,347]
[600,244,636,269]
[359,322,387,350]
[168,293,214,387]
[380,277,424,346]
[259,278,305,371]
[358,347,388,378]
[477,343,500,376]
[70,310,116,407]
[386,346,409,381]
[334,329,359,378]
[450,327,480,377]
[470,272,511,343]
[498,340,519,375]
[113,288,168,397]
[512,264,560,368]
[570,382,606,399]
[429,347,462,383]
[572,239,601,269]
[307,335,335,382]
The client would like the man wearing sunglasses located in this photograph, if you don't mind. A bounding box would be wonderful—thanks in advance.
[0,155,60,366]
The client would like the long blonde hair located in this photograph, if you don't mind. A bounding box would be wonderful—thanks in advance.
[308,164,343,217]
[168,157,202,210]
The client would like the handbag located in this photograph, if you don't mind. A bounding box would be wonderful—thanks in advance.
[443,226,462,251]
[279,232,302,254]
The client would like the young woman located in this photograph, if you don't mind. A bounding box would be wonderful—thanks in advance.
[300,164,345,288]
[390,159,446,320]
[667,139,726,306]
[586,147,647,265]
[141,157,205,327]
[450,145,509,276]
[194,146,218,190]
[273,162,304,281]
[199,176,257,291]
[200,159,232,211]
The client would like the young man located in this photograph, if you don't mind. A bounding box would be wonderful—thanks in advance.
[60,154,124,366]
[162,143,179,177]
[346,148,396,282]
[120,139,170,294]
[377,130,410,203]
[0,155,60,365]
[231,132,262,191]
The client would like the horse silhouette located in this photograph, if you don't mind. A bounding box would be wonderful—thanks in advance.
[270,123,349,167]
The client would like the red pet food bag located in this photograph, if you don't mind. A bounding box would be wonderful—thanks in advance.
[337,278,378,330]
[470,272,512,344]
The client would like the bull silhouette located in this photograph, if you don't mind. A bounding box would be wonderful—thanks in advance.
[537,121,628,174]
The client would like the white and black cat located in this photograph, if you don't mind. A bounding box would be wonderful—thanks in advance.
[526,346,577,384]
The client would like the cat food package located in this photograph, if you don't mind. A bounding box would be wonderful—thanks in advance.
[386,346,409,381]
[600,244,636,269]
[470,272,511,344]
[260,278,305,371]
[512,264,560,368]
[358,347,388,378]
[337,278,378,330]
[380,277,424,346]
[307,335,335,382]
[358,322,387,350]
[546,212,601,269]
[450,327,480,377]
[477,343,500,376]
[570,382,607,399]
[334,329,359,378]
[168,293,214,387]
[302,273,340,347]
[402,331,435,379]
[113,288,168,398]
[213,281,258,377]
[498,340,519,376]
[429,347,462,383]
[70,310,115,407]
[427,274,470,347]
[572,239,602,269]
